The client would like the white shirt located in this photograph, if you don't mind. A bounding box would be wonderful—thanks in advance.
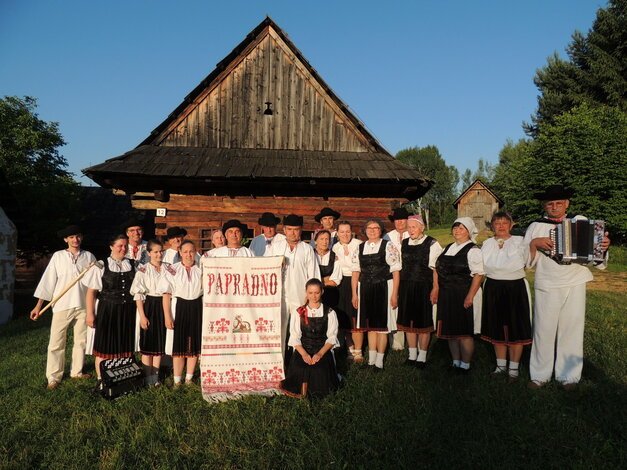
[249,233,286,257]
[157,262,203,300]
[125,241,148,265]
[288,304,339,348]
[205,246,255,258]
[524,215,605,289]
[442,241,485,276]
[130,262,168,300]
[265,239,320,307]
[481,236,528,280]
[351,239,402,273]
[82,257,134,291]
[332,238,363,277]
[405,235,443,269]
[34,249,96,311]
[315,251,343,285]
[384,229,409,250]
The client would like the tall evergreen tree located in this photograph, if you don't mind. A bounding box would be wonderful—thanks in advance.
[525,0,626,136]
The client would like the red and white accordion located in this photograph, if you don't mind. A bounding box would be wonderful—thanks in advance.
[545,218,606,265]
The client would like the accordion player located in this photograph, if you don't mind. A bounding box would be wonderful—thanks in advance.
[541,218,606,265]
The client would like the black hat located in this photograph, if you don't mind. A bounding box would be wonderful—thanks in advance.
[388,207,410,221]
[314,207,341,223]
[166,226,187,240]
[222,219,248,233]
[120,217,144,232]
[57,225,82,239]
[258,212,281,227]
[283,214,304,227]
[534,185,574,201]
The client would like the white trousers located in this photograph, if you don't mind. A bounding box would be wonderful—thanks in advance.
[530,284,586,384]
[46,307,87,383]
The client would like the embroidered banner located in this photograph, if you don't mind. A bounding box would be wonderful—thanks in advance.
[200,256,284,402]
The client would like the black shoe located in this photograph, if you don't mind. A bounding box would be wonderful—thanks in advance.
[372,366,383,373]
[456,367,470,375]
[415,361,427,369]
[403,359,416,366]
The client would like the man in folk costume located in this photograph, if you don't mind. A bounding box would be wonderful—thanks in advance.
[249,212,286,257]
[311,207,341,249]
[524,185,610,390]
[206,220,254,257]
[384,207,410,350]
[122,218,148,267]
[30,225,96,389]
[265,214,320,356]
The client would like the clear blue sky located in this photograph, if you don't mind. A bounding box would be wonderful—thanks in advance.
[0,0,604,186]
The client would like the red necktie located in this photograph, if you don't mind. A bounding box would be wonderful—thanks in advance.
[132,245,139,258]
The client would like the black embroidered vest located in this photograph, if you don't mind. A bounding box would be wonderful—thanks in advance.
[98,260,135,304]
[359,240,392,284]
[300,305,331,354]
[435,243,475,289]
[400,236,435,282]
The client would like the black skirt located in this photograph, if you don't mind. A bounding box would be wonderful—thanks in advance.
[481,278,532,345]
[357,280,388,331]
[281,350,339,398]
[172,297,202,357]
[93,300,136,359]
[435,284,474,339]
[397,280,434,333]
[139,295,167,356]
[334,276,355,330]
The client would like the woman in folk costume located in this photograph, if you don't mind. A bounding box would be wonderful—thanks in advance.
[432,217,484,373]
[480,212,532,383]
[158,240,203,387]
[281,279,340,398]
[351,218,401,371]
[313,230,342,310]
[130,239,168,386]
[332,221,363,361]
[83,234,136,380]
[397,215,443,368]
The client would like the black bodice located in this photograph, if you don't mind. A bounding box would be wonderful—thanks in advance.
[359,240,392,284]
[97,259,135,304]
[400,236,435,282]
[318,251,336,278]
[300,305,331,354]
[435,243,476,288]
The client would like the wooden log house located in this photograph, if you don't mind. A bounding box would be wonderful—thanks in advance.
[84,17,432,251]
[453,179,503,231]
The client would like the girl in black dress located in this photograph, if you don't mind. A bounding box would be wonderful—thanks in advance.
[85,234,136,379]
[281,279,340,398]
[130,239,167,386]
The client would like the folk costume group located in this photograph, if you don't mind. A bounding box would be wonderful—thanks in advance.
[30,184,610,396]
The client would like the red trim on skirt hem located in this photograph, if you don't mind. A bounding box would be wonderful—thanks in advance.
[480,335,532,346]
[140,351,165,357]
[171,352,200,358]
[93,350,133,359]
[397,325,434,334]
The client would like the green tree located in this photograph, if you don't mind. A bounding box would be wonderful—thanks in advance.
[502,105,627,239]
[460,158,495,190]
[0,96,81,252]
[525,0,627,135]
[396,145,459,227]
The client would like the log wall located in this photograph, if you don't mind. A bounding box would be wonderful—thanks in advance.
[132,194,406,251]
[456,188,500,230]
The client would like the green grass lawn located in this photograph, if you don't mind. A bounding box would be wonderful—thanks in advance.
[1,285,625,469]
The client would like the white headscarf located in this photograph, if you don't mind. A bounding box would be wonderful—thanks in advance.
[453,217,478,243]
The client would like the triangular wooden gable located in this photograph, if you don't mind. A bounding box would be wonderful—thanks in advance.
[141,17,385,154]
[453,179,503,207]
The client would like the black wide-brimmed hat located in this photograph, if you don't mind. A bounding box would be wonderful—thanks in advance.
[120,217,144,232]
[314,207,341,223]
[222,219,248,233]
[258,212,281,226]
[283,214,304,227]
[57,225,82,239]
[534,184,574,201]
[166,226,187,239]
[388,207,410,221]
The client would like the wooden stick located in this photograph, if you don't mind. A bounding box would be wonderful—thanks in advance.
[34,260,103,319]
